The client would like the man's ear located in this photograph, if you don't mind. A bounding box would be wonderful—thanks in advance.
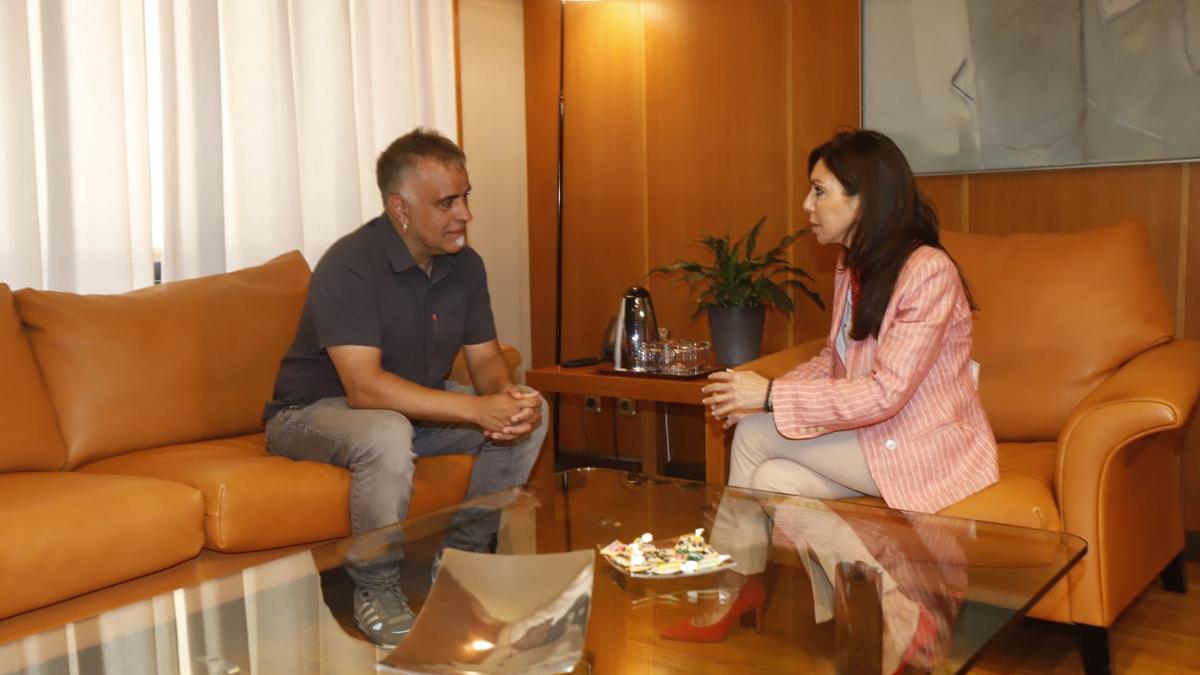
[387,192,409,223]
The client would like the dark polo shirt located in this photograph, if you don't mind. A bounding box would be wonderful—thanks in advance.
[264,214,496,421]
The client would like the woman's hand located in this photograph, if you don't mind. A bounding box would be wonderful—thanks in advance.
[701,370,771,419]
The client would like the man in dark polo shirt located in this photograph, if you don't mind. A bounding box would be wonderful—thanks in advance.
[263,129,546,646]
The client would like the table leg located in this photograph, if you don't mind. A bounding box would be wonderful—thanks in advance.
[834,561,884,675]
[531,396,558,482]
[703,410,728,484]
[640,402,660,477]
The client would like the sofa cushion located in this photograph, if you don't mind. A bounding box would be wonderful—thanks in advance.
[79,434,475,552]
[15,251,310,469]
[942,220,1173,441]
[0,472,204,619]
[843,442,1060,560]
[0,284,66,472]
[939,442,1059,530]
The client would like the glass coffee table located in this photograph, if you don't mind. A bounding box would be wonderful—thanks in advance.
[0,468,1084,674]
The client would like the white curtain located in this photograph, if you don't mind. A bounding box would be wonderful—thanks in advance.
[0,1,43,292]
[1,0,458,293]
[1,0,154,293]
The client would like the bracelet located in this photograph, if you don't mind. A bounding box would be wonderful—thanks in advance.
[764,377,775,412]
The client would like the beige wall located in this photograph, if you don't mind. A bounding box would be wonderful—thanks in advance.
[458,0,532,376]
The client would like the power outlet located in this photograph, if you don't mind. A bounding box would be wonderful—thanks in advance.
[583,394,602,414]
[616,398,637,417]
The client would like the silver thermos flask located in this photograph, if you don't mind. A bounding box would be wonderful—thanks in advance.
[612,286,658,371]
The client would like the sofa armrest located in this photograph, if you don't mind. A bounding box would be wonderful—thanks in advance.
[1056,338,1200,500]
[736,336,826,378]
[449,344,523,386]
[1054,338,1200,625]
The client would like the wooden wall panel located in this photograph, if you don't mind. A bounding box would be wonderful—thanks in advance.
[1188,164,1199,341]
[789,0,861,160]
[1185,165,1200,531]
[523,0,560,368]
[967,165,1183,321]
[917,175,967,233]
[558,0,647,462]
[789,0,860,343]
[559,1,647,361]
[642,0,792,353]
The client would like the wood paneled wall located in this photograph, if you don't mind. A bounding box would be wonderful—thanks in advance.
[523,0,1200,529]
[525,0,859,372]
[524,0,859,463]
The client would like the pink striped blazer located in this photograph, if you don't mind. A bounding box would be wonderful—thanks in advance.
[771,246,999,513]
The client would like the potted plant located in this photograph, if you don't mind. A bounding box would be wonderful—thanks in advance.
[650,217,825,365]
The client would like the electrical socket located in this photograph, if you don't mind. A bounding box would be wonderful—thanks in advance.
[616,398,637,417]
[583,394,602,414]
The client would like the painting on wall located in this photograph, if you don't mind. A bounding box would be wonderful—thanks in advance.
[862,0,1200,174]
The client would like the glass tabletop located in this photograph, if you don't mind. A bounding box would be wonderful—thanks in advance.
[0,468,1084,674]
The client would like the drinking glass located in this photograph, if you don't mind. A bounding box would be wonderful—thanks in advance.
[633,341,664,372]
[663,339,702,375]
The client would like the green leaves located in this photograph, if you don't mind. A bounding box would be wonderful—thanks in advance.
[649,217,826,319]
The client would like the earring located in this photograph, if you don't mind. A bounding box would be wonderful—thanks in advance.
[402,221,409,233]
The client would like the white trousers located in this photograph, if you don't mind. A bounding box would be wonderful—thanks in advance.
[727,413,881,498]
[708,414,921,671]
[712,413,883,577]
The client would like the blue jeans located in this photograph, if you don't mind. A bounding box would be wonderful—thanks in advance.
[265,383,547,585]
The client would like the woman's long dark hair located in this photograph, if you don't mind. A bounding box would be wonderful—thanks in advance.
[808,130,975,340]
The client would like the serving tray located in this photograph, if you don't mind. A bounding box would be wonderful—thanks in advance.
[594,366,721,380]
[597,535,736,579]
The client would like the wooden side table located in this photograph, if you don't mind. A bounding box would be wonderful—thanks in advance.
[524,364,731,483]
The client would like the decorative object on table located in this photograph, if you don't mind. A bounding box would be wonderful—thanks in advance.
[650,217,824,365]
[377,549,594,674]
[598,529,735,579]
[612,286,659,371]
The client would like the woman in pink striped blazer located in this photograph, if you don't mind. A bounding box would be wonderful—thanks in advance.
[663,131,997,652]
[705,129,999,512]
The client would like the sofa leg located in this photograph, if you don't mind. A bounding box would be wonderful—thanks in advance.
[1160,552,1188,594]
[1073,623,1111,675]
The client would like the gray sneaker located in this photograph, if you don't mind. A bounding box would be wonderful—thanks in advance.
[353,584,416,647]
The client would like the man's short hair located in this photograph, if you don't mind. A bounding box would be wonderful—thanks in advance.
[375,128,466,200]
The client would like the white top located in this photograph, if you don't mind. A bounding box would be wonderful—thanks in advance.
[836,284,853,363]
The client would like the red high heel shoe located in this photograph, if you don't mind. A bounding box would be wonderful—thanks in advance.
[891,604,938,675]
[661,575,766,643]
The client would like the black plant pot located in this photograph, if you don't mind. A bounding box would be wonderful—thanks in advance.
[708,306,766,366]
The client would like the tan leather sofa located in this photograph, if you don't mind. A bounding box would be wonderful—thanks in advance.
[0,251,518,620]
[745,220,1200,672]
